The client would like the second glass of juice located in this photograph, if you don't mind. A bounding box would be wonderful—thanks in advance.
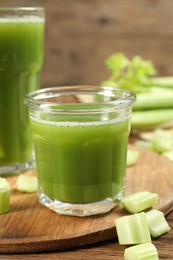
[25,86,136,216]
[0,7,45,175]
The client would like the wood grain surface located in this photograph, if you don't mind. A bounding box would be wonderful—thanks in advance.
[0,146,173,254]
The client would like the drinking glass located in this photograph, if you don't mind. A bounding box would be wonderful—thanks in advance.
[0,7,45,175]
[25,86,135,216]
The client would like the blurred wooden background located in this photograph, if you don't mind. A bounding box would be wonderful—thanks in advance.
[1,0,173,87]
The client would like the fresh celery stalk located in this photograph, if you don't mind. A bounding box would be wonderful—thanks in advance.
[146,209,171,238]
[0,177,10,214]
[151,76,173,88]
[121,191,158,214]
[132,109,173,129]
[115,212,151,245]
[16,175,37,193]
[124,243,159,260]
[133,87,173,111]
[126,150,139,167]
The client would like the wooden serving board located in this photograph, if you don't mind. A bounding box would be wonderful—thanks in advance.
[0,146,173,254]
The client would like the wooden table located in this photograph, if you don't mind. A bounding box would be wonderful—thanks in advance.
[0,209,172,259]
[1,138,173,259]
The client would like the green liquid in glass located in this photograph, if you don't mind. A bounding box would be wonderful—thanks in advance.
[31,117,129,204]
[0,16,44,167]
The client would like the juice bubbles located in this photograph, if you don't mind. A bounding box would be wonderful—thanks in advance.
[25,86,136,216]
[0,8,44,174]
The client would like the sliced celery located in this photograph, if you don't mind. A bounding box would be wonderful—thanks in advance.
[124,243,159,260]
[135,128,173,162]
[126,150,139,167]
[16,175,37,193]
[146,209,171,238]
[162,151,173,161]
[132,109,173,129]
[0,177,10,190]
[115,212,151,245]
[151,128,173,153]
[0,177,10,214]
[134,140,151,150]
[121,191,158,214]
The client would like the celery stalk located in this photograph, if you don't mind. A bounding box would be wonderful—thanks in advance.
[146,209,171,238]
[121,192,158,214]
[132,109,173,129]
[124,243,159,260]
[0,177,10,214]
[16,175,37,193]
[151,76,173,88]
[115,212,151,245]
[133,87,173,110]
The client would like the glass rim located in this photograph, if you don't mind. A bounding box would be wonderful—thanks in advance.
[0,7,44,12]
[25,86,136,114]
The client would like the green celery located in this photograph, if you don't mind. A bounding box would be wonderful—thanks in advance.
[134,128,173,162]
[16,175,37,193]
[0,177,10,214]
[146,209,171,238]
[126,150,139,167]
[121,191,158,214]
[151,76,173,88]
[134,140,151,150]
[101,53,173,129]
[102,53,156,94]
[124,243,159,260]
[115,212,151,245]
[162,151,173,161]
[132,109,173,129]
[151,128,173,153]
[133,87,173,110]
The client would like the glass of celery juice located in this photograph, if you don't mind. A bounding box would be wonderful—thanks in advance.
[25,86,135,216]
[0,8,45,175]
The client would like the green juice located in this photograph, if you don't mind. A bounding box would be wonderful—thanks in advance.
[0,16,44,168]
[31,118,129,204]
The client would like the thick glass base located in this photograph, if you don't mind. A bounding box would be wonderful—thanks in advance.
[0,160,35,176]
[38,188,124,217]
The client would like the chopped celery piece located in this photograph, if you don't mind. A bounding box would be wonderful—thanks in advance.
[151,128,173,153]
[132,109,173,129]
[0,177,10,190]
[16,175,37,193]
[126,150,139,167]
[162,151,173,161]
[115,212,151,245]
[134,140,151,150]
[146,209,171,238]
[139,131,154,141]
[124,243,159,260]
[134,128,173,162]
[0,177,10,214]
[121,191,158,214]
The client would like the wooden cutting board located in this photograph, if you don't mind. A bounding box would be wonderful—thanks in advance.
[0,146,173,254]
